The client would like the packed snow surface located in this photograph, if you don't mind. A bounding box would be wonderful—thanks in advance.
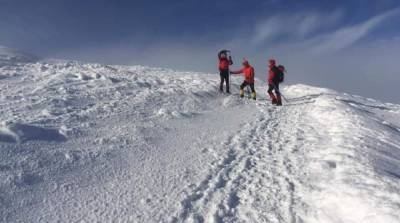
[0,57,400,222]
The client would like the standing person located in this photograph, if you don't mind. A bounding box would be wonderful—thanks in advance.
[218,50,233,93]
[230,59,256,100]
[267,59,283,106]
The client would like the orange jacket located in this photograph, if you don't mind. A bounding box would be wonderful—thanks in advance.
[231,65,255,83]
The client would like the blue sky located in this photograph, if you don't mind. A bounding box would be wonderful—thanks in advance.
[1,0,400,102]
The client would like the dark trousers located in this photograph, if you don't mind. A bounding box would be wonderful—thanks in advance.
[267,83,280,97]
[219,69,230,93]
[240,81,255,92]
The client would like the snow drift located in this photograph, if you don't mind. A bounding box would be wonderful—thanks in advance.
[0,51,399,222]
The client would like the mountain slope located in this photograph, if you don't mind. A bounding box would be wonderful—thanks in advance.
[0,59,399,223]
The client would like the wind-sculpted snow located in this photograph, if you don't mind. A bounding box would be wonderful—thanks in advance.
[0,122,66,143]
[283,85,400,223]
[0,59,399,222]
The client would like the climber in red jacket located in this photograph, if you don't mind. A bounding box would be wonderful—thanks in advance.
[230,59,256,100]
[218,50,233,93]
[267,59,282,105]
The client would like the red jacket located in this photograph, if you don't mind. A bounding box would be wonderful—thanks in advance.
[231,65,255,83]
[268,65,278,84]
[218,58,230,70]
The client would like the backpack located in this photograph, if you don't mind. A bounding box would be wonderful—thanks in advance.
[277,65,285,83]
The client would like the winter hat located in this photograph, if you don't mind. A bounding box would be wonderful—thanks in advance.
[269,59,276,66]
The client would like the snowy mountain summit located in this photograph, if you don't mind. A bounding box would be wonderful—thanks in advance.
[0,50,400,222]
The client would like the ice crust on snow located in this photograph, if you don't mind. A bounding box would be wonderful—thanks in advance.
[0,54,399,222]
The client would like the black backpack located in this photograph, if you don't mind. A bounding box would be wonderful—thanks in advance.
[272,66,284,83]
[276,65,285,83]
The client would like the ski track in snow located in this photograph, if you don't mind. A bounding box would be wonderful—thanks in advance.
[1,57,400,223]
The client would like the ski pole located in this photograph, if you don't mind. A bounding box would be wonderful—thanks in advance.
[280,92,289,102]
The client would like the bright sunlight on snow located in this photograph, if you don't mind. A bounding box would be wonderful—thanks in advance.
[0,47,399,222]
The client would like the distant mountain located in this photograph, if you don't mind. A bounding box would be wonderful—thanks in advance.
[0,45,40,65]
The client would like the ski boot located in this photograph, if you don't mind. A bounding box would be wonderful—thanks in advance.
[276,95,282,106]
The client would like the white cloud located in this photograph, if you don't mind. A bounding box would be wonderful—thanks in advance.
[310,8,400,54]
[248,8,400,55]
[251,9,343,45]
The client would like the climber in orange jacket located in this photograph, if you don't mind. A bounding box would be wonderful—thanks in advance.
[230,59,256,100]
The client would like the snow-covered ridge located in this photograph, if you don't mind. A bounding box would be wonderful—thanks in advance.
[0,57,399,222]
[284,85,400,223]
